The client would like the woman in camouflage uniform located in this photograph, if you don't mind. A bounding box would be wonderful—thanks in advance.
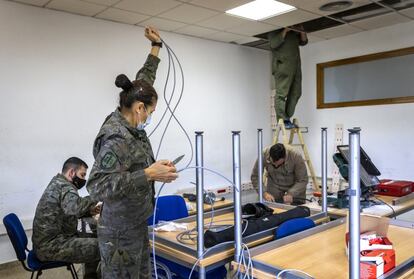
[86,27,178,279]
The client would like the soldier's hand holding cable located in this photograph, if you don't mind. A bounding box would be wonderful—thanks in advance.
[145,26,161,43]
[145,160,178,183]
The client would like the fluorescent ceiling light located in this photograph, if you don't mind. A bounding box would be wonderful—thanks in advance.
[226,0,296,21]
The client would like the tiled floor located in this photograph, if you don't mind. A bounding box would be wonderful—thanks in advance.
[0,262,237,278]
[0,261,82,279]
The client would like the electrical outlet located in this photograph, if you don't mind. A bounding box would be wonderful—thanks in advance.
[241,182,254,191]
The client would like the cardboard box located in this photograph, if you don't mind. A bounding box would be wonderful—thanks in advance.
[345,214,396,279]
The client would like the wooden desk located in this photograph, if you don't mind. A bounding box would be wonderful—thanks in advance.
[150,204,328,271]
[185,198,233,215]
[306,195,414,218]
[232,219,414,278]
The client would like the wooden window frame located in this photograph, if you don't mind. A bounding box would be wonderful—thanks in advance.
[316,46,414,109]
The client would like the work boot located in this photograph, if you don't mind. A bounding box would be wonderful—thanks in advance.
[283,119,295,129]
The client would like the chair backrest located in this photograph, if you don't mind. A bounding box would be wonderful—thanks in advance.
[3,213,28,261]
[275,218,315,239]
[148,195,189,225]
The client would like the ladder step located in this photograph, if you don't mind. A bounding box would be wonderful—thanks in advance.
[272,118,318,191]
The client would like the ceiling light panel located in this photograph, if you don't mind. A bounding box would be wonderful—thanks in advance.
[226,0,296,21]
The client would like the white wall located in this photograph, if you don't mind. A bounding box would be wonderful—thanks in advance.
[296,20,414,181]
[0,1,271,263]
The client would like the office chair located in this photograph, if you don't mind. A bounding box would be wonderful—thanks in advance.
[149,195,227,279]
[275,217,315,239]
[3,213,78,279]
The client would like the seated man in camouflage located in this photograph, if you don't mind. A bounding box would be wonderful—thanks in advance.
[32,157,101,279]
[251,143,308,204]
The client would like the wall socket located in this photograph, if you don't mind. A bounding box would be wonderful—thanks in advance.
[176,182,254,197]
[226,182,254,193]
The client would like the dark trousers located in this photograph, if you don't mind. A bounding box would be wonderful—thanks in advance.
[98,221,150,279]
[36,233,100,279]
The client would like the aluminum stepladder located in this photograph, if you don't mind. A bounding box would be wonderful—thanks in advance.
[272,118,319,191]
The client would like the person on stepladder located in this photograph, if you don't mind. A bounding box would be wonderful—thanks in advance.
[268,24,307,129]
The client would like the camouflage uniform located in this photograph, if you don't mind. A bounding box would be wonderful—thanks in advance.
[32,174,100,279]
[86,54,160,279]
[251,145,308,202]
[268,29,308,121]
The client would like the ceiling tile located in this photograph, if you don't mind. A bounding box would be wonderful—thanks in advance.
[138,17,187,32]
[234,36,261,45]
[115,0,181,16]
[95,8,149,24]
[158,3,219,24]
[197,13,251,31]
[277,0,373,16]
[311,24,362,39]
[202,31,246,43]
[189,0,251,12]
[307,34,325,43]
[226,21,277,36]
[399,7,414,18]
[82,0,119,6]
[13,0,49,6]
[174,25,217,37]
[350,12,411,30]
[263,9,320,27]
[46,0,107,16]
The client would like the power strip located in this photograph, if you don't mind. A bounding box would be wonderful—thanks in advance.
[176,182,254,197]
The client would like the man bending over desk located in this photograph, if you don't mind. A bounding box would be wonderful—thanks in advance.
[251,143,308,204]
[32,157,100,279]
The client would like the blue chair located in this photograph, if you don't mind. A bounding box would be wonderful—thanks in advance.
[150,195,227,279]
[275,217,315,239]
[148,194,189,226]
[3,213,78,279]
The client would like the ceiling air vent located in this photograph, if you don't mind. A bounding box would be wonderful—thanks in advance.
[319,1,353,12]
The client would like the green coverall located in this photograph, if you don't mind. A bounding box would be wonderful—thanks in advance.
[268,29,308,121]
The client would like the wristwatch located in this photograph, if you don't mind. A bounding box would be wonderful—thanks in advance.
[151,41,163,48]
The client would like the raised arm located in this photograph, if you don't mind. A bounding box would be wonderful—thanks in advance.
[136,26,162,85]
[299,31,308,46]
[268,28,289,50]
[294,24,308,46]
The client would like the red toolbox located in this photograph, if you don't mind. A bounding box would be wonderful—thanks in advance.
[377,179,413,197]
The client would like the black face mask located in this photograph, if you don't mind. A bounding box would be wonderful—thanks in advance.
[72,175,86,190]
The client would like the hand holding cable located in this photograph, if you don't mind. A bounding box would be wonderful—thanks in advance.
[145,26,162,57]
[145,160,178,183]
[145,26,161,43]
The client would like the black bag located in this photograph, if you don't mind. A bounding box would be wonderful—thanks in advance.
[242,202,274,219]
[204,206,310,248]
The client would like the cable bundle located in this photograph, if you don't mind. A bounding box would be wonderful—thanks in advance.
[149,38,193,168]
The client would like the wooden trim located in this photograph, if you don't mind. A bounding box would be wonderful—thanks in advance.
[316,46,414,109]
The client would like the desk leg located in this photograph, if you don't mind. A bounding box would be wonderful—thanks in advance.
[199,267,206,279]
